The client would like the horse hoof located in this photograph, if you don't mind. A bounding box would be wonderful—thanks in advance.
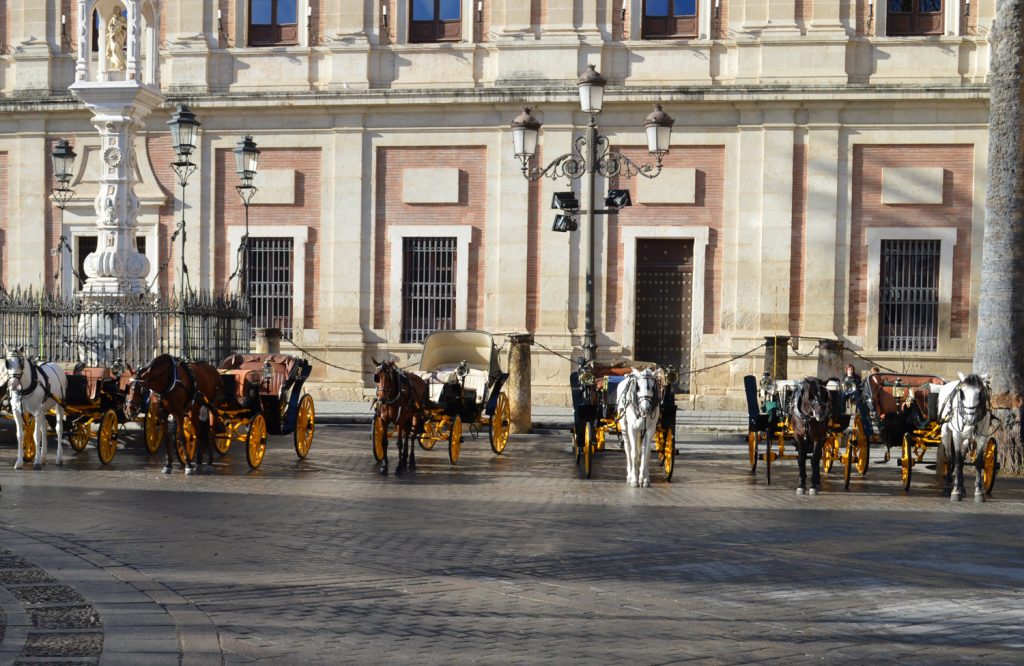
[808,487,818,496]
[33,463,42,471]
[379,467,388,477]
[162,465,172,474]
[974,492,985,503]
[185,466,195,476]
[56,459,63,467]
[641,478,651,488]
[796,488,806,496]
[950,492,962,502]
[13,461,23,470]
[628,479,638,488]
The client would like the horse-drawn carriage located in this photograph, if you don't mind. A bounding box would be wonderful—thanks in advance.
[849,372,997,495]
[570,359,678,482]
[372,330,512,472]
[745,374,864,488]
[128,353,315,472]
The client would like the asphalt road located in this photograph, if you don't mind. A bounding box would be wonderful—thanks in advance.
[1,422,1022,665]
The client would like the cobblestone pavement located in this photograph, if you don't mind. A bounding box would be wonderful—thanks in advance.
[0,423,1023,665]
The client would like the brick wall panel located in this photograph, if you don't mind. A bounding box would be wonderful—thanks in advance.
[526,146,542,332]
[373,146,487,335]
[607,145,725,336]
[849,144,974,341]
[790,142,807,335]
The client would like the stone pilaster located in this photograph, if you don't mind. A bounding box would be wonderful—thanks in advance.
[801,107,841,339]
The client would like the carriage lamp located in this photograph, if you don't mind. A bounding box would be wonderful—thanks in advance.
[456,360,470,379]
[605,189,632,210]
[759,372,774,394]
[664,366,678,385]
[262,360,274,382]
[576,64,606,114]
[552,214,578,233]
[111,359,125,378]
[552,192,579,211]
[579,369,595,386]
[842,377,858,394]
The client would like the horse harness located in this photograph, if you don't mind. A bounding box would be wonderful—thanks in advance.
[5,354,63,406]
[374,363,421,422]
[792,380,829,424]
[139,356,210,413]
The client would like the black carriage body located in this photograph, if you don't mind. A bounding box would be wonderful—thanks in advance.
[217,354,312,435]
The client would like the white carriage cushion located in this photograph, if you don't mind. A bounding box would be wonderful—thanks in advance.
[412,366,489,404]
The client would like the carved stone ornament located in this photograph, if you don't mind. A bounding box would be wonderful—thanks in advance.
[103,146,123,167]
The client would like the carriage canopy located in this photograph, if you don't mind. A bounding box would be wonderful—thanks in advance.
[419,330,501,376]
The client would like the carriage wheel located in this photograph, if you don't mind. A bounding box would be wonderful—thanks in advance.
[489,392,511,455]
[213,431,231,456]
[582,422,594,480]
[293,394,315,459]
[246,413,268,469]
[662,428,675,482]
[843,433,854,490]
[177,417,198,466]
[747,432,759,473]
[95,409,118,465]
[448,415,463,465]
[901,434,914,491]
[419,420,438,450]
[144,401,165,454]
[69,420,91,452]
[981,437,998,495]
[372,415,386,463]
[822,434,836,474]
[20,413,37,463]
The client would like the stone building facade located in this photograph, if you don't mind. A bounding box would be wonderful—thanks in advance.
[0,1,997,407]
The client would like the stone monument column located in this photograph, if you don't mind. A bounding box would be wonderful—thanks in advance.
[69,0,164,365]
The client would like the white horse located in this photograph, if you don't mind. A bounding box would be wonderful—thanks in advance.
[617,368,661,488]
[4,347,67,470]
[939,372,993,502]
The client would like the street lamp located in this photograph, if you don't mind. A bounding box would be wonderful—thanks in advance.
[168,104,200,356]
[50,139,77,295]
[510,66,674,362]
[233,135,260,300]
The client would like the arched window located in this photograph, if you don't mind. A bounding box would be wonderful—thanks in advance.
[249,0,298,46]
[642,0,698,40]
[410,0,462,43]
[887,0,943,36]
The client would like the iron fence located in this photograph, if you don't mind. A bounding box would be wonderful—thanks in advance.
[0,286,250,369]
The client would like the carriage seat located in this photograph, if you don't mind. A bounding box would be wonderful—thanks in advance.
[219,354,299,397]
[866,374,944,419]
[412,366,489,404]
[65,366,115,401]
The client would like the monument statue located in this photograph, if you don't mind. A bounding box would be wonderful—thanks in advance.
[106,12,127,71]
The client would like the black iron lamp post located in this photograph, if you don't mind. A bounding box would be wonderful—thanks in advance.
[510,65,674,363]
[233,135,260,300]
[50,138,77,295]
[167,104,200,300]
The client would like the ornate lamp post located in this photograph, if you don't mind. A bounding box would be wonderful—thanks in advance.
[510,65,674,363]
[168,104,200,354]
[233,135,260,300]
[50,139,77,295]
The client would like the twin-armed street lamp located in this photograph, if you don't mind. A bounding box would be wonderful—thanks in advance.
[510,64,674,362]
[50,139,78,295]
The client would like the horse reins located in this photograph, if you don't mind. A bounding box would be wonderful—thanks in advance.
[5,354,64,406]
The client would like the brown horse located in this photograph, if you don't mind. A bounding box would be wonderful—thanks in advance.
[373,359,427,476]
[789,377,831,496]
[126,354,222,474]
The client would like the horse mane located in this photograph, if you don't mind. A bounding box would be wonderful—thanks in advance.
[961,374,986,392]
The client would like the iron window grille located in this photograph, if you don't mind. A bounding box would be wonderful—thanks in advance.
[248,236,294,338]
[249,0,299,46]
[401,236,456,344]
[878,239,940,352]
[887,0,944,36]
[410,0,462,43]
[642,0,699,39]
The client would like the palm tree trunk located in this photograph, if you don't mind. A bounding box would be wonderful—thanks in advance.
[975,0,1024,474]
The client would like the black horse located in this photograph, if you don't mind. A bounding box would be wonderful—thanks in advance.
[789,377,831,495]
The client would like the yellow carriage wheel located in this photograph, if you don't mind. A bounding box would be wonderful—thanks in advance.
[372,415,386,462]
[822,434,836,474]
[246,413,268,469]
[96,409,118,465]
[293,394,315,459]
[981,437,998,495]
[419,419,438,450]
[843,433,854,489]
[852,424,870,476]
[69,420,91,452]
[901,433,914,491]
[21,413,36,463]
[488,392,511,455]
[582,422,594,480]
[144,401,165,454]
[177,417,198,466]
[214,431,231,455]
[747,431,759,473]
[662,428,675,482]
[448,415,463,465]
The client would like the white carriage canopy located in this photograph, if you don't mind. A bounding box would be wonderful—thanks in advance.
[419,330,501,376]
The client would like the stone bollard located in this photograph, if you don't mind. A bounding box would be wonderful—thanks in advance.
[505,333,533,434]
[764,335,789,380]
[255,327,282,354]
[816,339,845,380]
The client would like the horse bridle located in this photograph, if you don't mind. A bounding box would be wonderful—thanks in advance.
[375,363,405,406]
[622,374,658,416]
[134,357,187,401]
[6,353,39,397]
[794,382,829,423]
